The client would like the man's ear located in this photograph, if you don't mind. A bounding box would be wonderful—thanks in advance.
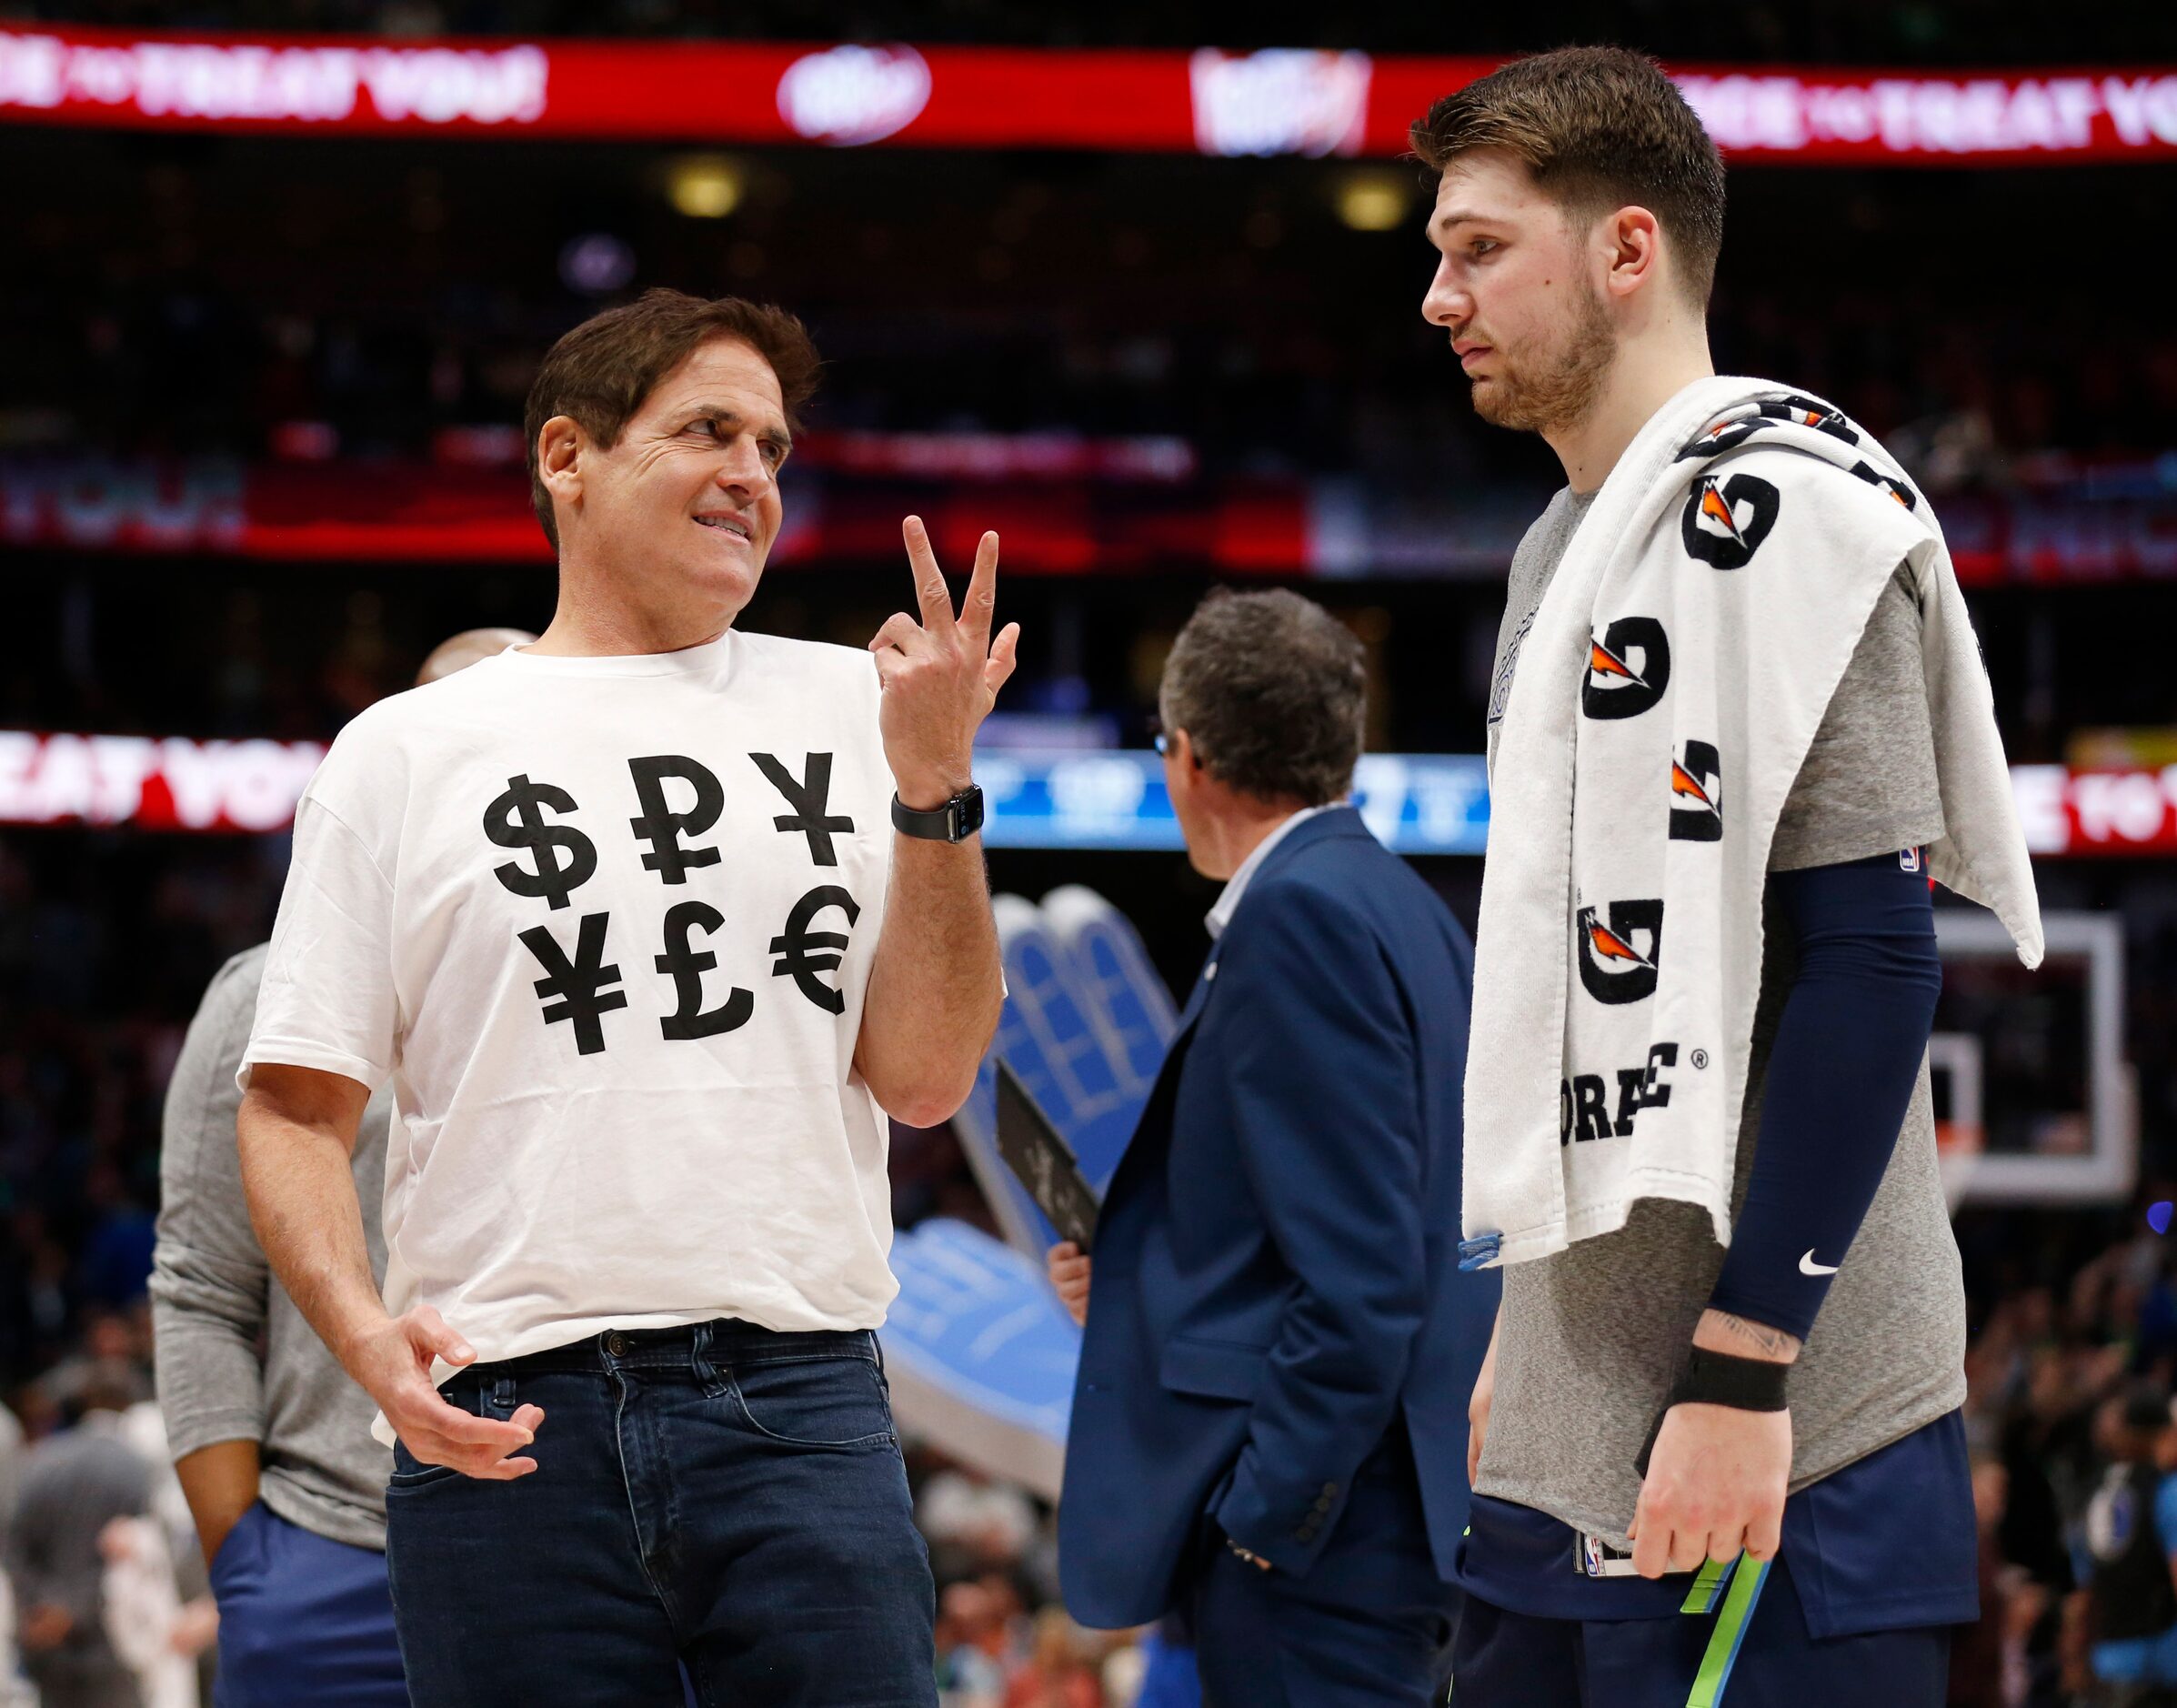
[1172,728,1205,773]
[537,415,586,510]
[1603,204,1665,301]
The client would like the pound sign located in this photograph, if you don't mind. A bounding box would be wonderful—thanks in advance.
[483,776,597,910]
[749,753,855,867]
[768,885,862,1014]
[627,756,724,886]
[654,900,754,1040]
[517,912,627,1055]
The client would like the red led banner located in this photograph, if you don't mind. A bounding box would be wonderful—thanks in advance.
[0,25,2172,162]
[4,729,2170,854]
[0,731,326,832]
[6,454,2177,581]
[2013,767,2177,858]
[0,456,1311,574]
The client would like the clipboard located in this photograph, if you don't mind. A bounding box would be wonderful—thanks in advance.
[993,1058,1101,1251]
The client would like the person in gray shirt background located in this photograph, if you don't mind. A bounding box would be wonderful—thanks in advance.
[5,1370,152,1708]
[151,627,529,1708]
[0,1395,34,1708]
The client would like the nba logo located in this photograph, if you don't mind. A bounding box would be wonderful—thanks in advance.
[1583,1534,1606,1577]
[1899,847,1922,873]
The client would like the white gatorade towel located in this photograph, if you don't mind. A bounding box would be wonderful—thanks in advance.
[1460,376,2042,1271]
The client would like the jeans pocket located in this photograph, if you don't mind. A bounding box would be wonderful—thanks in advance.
[727,1354,895,1449]
[386,1375,506,1489]
[387,1436,466,1490]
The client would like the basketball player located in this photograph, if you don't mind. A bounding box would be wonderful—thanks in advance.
[1414,49,2038,1704]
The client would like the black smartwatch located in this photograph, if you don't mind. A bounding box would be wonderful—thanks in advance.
[891,786,986,843]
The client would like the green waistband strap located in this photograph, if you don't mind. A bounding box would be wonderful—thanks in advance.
[1686,1553,1772,1707]
[1679,1554,1732,1614]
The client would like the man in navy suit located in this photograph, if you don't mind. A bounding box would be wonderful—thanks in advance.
[1048,588,1499,1706]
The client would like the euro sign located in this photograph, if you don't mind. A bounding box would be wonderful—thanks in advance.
[483,775,597,910]
[769,885,862,1014]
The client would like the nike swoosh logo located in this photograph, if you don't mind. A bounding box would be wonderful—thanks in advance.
[1800,1250,1840,1277]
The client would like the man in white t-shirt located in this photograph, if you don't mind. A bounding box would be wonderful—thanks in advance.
[236,288,1018,1707]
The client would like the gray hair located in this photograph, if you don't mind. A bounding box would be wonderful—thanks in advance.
[1159,588,1365,808]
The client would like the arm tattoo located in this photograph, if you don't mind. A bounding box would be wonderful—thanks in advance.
[1710,1311,1801,1361]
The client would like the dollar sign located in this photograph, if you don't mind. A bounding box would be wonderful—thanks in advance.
[482,775,597,910]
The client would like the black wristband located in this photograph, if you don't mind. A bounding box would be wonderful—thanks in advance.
[890,786,985,843]
[1633,1346,1790,1476]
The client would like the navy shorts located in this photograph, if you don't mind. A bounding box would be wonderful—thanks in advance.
[1451,1548,1951,1708]
[210,1502,408,1708]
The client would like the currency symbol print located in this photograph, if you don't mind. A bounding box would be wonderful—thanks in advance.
[517,913,627,1055]
[654,900,755,1040]
[627,756,725,886]
[749,753,855,866]
[483,775,597,909]
[769,885,862,1013]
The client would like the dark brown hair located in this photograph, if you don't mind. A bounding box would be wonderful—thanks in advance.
[1410,46,1726,305]
[1160,588,1366,809]
[523,287,821,551]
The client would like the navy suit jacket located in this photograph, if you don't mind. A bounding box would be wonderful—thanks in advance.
[1058,808,1500,1631]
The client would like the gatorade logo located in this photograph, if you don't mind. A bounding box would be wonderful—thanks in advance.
[1848,460,1920,511]
[1771,394,1860,444]
[1673,396,1860,462]
[1674,415,1769,461]
[1582,617,1670,721]
[1576,899,1664,1005]
[1680,472,1781,570]
[1669,740,1723,842]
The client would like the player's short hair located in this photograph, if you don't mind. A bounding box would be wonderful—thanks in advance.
[1160,588,1366,809]
[1410,45,1727,306]
[523,287,821,552]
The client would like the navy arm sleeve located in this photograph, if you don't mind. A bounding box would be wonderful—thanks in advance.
[1706,851,1942,1342]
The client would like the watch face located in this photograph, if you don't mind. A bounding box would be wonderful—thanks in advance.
[957,788,986,838]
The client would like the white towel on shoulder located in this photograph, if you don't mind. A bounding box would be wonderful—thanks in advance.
[1460,376,2042,1271]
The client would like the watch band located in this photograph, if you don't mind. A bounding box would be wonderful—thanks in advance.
[890,786,986,843]
[1633,1346,1790,1476]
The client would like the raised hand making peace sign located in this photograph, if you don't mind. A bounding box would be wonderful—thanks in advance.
[868,515,1022,809]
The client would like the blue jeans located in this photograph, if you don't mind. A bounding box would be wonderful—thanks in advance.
[210,1502,408,1707]
[383,1320,936,1708]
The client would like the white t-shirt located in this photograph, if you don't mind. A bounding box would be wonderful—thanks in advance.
[243,628,901,1365]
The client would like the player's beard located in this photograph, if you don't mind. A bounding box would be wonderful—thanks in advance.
[1470,279,1617,436]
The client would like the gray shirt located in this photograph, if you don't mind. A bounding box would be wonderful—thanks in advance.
[150,945,393,1552]
[5,1412,151,1697]
[0,1402,22,1532]
[1477,486,1961,1546]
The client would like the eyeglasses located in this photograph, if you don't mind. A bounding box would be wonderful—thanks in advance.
[1148,716,1169,758]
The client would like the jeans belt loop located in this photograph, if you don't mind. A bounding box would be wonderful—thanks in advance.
[491,1372,517,1413]
[691,1319,719,1389]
